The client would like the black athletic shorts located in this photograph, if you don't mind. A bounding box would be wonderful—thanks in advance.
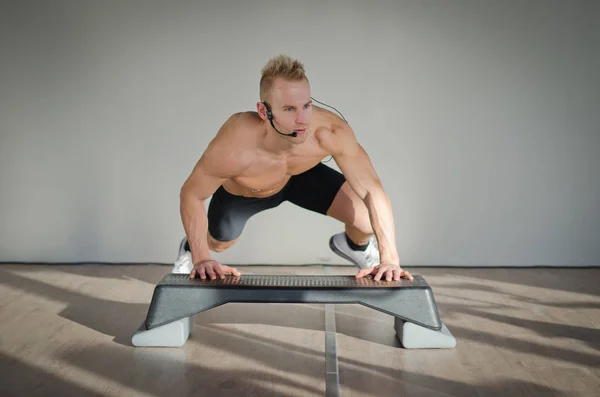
[207,163,346,241]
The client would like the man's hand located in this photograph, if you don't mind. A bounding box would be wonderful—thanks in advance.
[355,262,413,282]
[190,259,241,280]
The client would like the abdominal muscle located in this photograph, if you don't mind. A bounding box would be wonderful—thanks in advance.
[221,177,290,198]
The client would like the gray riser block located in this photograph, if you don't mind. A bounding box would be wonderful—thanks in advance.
[132,316,192,347]
[395,317,456,349]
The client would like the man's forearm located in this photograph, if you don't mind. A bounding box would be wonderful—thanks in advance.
[180,193,211,264]
[364,187,400,264]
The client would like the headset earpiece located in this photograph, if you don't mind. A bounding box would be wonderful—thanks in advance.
[262,101,273,120]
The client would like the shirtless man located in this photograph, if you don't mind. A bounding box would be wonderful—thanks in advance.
[179,55,413,282]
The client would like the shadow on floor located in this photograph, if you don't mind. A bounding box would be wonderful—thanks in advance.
[0,352,105,397]
[53,331,571,397]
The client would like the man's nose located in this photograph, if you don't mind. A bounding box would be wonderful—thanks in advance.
[296,112,308,125]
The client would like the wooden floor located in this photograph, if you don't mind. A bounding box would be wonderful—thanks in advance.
[0,264,598,397]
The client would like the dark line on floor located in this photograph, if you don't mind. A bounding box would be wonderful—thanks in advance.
[324,266,340,397]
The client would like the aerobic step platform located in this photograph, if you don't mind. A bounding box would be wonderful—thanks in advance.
[132,274,456,349]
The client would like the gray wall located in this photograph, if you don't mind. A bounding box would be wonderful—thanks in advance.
[1,0,598,266]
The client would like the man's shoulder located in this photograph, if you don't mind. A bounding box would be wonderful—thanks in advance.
[212,111,261,142]
[314,107,355,155]
[227,111,262,128]
[200,112,260,174]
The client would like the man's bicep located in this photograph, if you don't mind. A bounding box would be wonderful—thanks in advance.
[331,128,381,200]
[181,141,247,200]
[180,157,226,200]
[180,115,250,200]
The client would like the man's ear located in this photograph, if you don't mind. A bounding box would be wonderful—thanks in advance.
[256,101,268,120]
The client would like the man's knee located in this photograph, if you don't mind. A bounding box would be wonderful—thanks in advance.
[208,233,238,252]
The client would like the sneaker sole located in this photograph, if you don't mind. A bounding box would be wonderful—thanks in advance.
[329,236,368,269]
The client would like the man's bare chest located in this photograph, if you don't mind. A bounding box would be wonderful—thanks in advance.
[228,147,331,195]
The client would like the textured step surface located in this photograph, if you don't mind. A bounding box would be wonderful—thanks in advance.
[158,273,431,288]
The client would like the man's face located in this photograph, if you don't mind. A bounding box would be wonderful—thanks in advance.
[268,78,313,138]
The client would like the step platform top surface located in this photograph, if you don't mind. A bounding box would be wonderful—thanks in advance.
[158,273,430,289]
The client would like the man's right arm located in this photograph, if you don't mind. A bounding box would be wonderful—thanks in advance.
[179,115,250,265]
[179,163,221,265]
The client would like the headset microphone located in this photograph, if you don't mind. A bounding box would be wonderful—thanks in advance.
[263,101,297,137]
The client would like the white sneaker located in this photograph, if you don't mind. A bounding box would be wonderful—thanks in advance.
[329,232,380,269]
[173,236,194,274]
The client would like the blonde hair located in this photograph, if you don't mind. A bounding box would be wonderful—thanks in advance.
[260,54,308,102]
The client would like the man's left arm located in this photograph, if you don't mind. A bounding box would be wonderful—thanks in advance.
[324,124,413,281]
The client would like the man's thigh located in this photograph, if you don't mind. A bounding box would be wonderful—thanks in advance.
[285,163,347,215]
[207,186,284,241]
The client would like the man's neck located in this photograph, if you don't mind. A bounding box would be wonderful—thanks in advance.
[261,122,296,154]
